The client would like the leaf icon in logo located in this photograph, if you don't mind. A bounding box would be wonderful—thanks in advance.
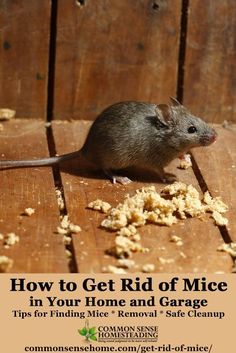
[89,335,97,341]
[89,327,96,335]
[78,327,88,336]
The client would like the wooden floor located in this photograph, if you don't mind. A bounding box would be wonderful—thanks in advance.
[0,120,235,273]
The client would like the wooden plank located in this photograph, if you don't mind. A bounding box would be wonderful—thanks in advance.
[184,0,236,123]
[53,120,232,273]
[0,120,69,272]
[192,125,236,242]
[54,0,181,120]
[0,0,51,119]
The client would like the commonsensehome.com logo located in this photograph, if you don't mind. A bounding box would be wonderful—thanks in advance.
[78,321,158,343]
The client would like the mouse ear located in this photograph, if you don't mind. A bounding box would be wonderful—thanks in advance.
[155,104,173,127]
[170,96,181,106]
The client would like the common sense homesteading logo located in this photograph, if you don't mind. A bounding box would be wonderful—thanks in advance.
[97,325,158,343]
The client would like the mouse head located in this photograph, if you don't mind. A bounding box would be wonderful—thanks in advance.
[155,98,217,152]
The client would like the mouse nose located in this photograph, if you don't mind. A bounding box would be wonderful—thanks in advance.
[210,129,217,143]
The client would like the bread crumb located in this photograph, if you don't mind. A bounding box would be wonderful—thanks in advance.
[179,251,187,259]
[0,108,16,120]
[217,243,236,258]
[57,226,68,235]
[170,235,183,246]
[55,188,65,211]
[44,122,51,127]
[0,255,13,272]
[88,199,111,213]
[23,208,35,216]
[211,211,228,226]
[69,223,81,233]
[203,191,228,213]
[57,215,81,235]
[158,257,175,265]
[60,215,70,229]
[142,264,155,273]
[63,236,72,245]
[117,259,135,269]
[178,154,192,169]
[65,249,72,258]
[4,233,19,247]
[103,265,127,274]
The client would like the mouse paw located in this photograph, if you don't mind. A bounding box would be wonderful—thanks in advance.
[103,169,132,185]
[161,173,177,184]
[113,176,132,185]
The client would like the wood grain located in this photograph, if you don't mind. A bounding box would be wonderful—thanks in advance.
[184,0,236,123]
[52,121,232,273]
[0,0,51,119]
[54,0,181,120]
[0,120,69,272]
[192,125,236,242]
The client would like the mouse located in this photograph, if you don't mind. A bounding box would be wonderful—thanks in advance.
[0,97,217,184]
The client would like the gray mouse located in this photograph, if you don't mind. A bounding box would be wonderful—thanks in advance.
[0,97,217,184]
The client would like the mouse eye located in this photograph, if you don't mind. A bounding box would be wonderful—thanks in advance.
[188,126,197,134]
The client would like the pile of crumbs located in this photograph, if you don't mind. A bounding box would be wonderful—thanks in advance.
[88,199,111,213]
[57,215,81,245]
[88,182,229,272]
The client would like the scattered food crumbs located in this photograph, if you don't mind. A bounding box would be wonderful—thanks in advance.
[179,251,187,259]
[203,191,228,214]
[178,154,192,170]
[158,257,175,265]
[55,188,65,211]
[103,265,127,274]
[65,249,72,258]
[211,211,228,226]
[56,214,81,236]
[60,215,70,229]
[63,236,72,245]
[170,235,183,246]
[57,226,68,235]
[4,233,19,247]
[217,243,236,258]
[69,223,81,233]
[79,180,88,186]
[88,182,228,262]
[117,259,135,269]
[0,255,13,272]
[23,208,35,216]
[0,108,16,120]
[142,264,155,273]
[88,199,111,213]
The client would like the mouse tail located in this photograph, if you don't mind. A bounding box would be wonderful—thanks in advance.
[0,151,81,169]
